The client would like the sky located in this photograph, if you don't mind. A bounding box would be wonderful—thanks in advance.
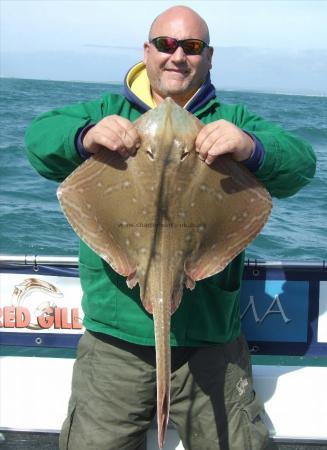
[1,0,327,94]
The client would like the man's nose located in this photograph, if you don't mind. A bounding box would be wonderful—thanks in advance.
[170,45,186,62]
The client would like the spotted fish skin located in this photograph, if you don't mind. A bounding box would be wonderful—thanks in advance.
[57,98,272,449]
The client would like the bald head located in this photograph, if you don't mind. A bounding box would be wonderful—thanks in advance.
[144,5,213,107]
[149,6,210,44]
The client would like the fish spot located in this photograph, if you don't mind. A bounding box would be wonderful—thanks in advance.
[178,211,186,218]
[185,235,192,242]
[198,225,205,232]
[132,197,137,203]
[243,212,248,218]
[200,184,207,192]
[123,181,131,187]
[86,203,91,209]
[121,221,128,226]
[125,239,130,246]
[97,182,103,188]
[135,231,141,237]
[105,187,113,193]
[232,215,237,221]
[190,202,196,207]
[142,209,148,215]
[140,248,147,254]
[177,186,182,192]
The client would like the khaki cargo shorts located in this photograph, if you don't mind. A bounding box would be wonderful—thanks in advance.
[59,331,275,450]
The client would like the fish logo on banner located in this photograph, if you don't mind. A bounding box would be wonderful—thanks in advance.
[0,275,83,332]
[12,278,63,330]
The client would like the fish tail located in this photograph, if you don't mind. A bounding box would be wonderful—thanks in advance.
[153,297,171,450]
[157,385,169,449]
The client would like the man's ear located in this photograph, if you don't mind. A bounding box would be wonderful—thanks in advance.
[143,42,150,64]
[207,46,214,70]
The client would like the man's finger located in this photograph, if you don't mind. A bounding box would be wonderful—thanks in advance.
[94,131,125,153]
[112,118,141,152]
[99,120,136,155]
[205,139,231,164]
[195,121,222,150]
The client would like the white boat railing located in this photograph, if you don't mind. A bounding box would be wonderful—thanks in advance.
[0,255,78,266]
[0,254,326,269]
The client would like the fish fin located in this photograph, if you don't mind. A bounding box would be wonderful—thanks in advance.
[126,270,138,288]
[184,274,196,290]
[181,155,271,281]
[57,149,149,278]
[141,293,154,314]
[185,256,225,281]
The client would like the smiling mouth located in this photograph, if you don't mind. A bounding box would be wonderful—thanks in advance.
[165,68,189,76]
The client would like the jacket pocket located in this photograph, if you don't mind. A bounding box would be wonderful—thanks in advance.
[185,281,241,342]
[79,260,118,328]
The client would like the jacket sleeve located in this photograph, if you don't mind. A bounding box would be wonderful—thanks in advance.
[25,98,106,182]
[236,105,316,198]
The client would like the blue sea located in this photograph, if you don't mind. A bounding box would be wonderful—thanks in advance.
[0,78,326,261]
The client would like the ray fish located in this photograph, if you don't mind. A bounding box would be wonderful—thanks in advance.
[57,98,272,449]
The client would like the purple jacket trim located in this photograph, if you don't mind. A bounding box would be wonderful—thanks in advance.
[241,131,265,172]
[76,124,95,160]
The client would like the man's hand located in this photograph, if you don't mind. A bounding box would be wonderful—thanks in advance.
[83,115,141,158]
[195,120,255,165]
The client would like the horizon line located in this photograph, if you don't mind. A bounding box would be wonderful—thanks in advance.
[1,76,327,98]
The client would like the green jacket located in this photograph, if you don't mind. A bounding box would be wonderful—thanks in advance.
[25,91,316,346]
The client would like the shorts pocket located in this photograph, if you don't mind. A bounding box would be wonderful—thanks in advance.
[59,401,77,450]
[241,394,269,450]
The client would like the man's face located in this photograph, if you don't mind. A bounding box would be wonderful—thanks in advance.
[144,15,213,106]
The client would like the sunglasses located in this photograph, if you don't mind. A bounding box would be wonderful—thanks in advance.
[150,36,209,55]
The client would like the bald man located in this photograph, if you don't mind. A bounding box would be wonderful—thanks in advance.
[83,6,255,165]
[26,5,315,450]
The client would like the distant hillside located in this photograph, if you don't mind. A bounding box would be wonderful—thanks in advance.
[213,47,327,96]
[1,46,326,95]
